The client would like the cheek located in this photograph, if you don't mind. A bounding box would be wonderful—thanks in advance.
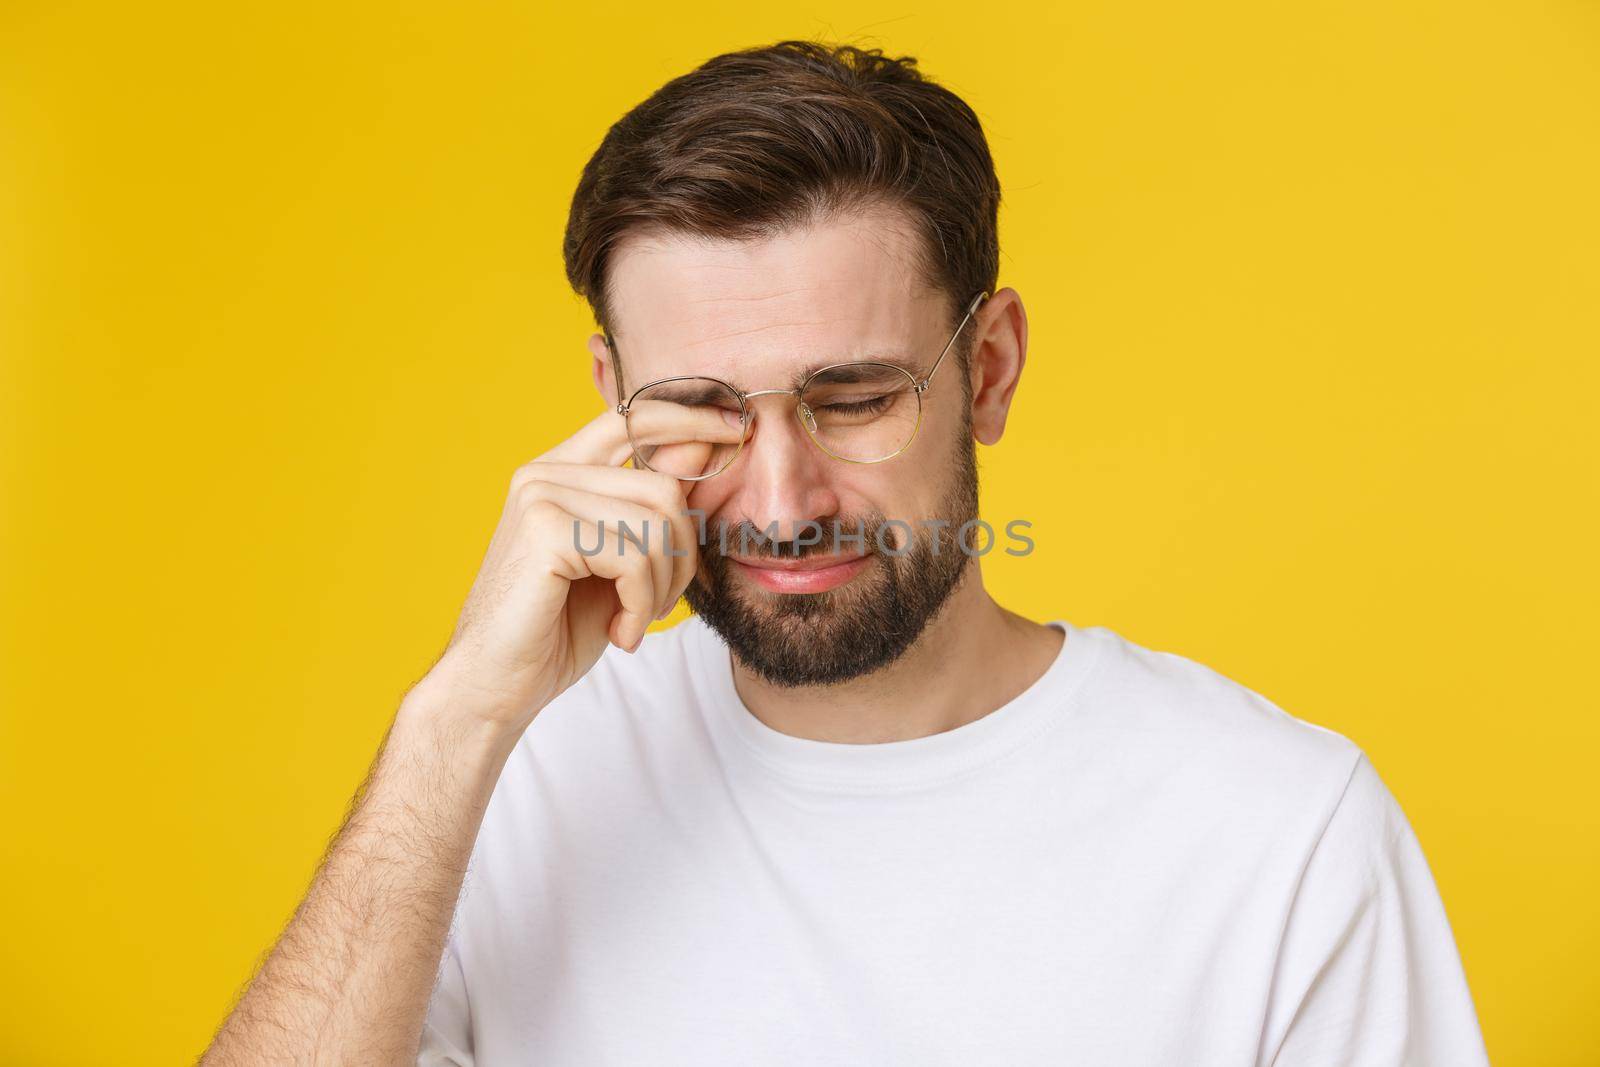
[829,414,968,519]
[828,467,945,522]
[871,417,971,513]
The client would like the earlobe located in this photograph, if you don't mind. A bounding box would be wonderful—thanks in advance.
[973,400,1009,446]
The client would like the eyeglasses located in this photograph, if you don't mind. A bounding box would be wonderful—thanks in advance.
[607,292,989,481]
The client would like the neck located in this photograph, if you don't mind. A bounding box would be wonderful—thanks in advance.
[728,564,1065,744]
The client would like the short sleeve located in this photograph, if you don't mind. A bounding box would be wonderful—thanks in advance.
[1258,752,1491,1067]
[417,931,474,1066]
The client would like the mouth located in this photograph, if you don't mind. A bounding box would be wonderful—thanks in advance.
[728,551,874,594]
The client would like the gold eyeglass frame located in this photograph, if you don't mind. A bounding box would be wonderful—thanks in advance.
[606,291,990,481]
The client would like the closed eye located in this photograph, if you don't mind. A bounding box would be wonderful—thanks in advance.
[817,395,894,417]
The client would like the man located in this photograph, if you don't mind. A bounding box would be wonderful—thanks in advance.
[203,40,1491,1066]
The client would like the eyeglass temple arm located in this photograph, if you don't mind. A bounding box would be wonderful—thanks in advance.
[918,291,989,391]
[604,334,628,414]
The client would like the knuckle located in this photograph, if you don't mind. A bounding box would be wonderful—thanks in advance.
[522,498,566,528]
[509,482,543,511]
[650,469,680,497]
[637,470,679,510]
[509,465,543,498]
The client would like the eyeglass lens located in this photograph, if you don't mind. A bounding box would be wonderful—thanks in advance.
[624,363,921,480]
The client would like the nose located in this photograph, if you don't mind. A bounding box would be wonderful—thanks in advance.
[723,392,839,543]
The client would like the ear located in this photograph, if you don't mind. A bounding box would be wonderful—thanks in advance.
[588,332,617,407]
[967,288,1029,446]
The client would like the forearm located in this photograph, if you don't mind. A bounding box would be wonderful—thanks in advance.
[202,681,517,1066]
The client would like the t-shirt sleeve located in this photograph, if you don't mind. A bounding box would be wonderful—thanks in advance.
[1258,752,1491,1067]
[416,931,474,1066]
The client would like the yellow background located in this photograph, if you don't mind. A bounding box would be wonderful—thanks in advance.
[2,2,1596,1063]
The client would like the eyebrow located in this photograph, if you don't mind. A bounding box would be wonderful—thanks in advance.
[637,379,741,405]
[614,339,925,395]
[818,350,921,375]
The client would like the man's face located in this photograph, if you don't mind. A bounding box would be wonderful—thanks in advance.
[598,205,981,687]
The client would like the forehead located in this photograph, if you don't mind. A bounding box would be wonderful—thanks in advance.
[605,205,945,387]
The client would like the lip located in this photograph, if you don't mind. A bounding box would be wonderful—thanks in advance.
[730,552,873,593]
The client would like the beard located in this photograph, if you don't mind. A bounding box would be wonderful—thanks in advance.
[683,428,981,688]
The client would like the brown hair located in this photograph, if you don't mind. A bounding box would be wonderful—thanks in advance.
[562,39,1001,348]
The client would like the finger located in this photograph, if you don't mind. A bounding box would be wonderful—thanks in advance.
[524,482,677,623]
[540,507,659,651]
[537,400,745,469]
[513,464,700,613]
[643,441,715,480]
[625,398,748,449]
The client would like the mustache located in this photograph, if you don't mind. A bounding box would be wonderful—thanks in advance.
[702,515,891,560]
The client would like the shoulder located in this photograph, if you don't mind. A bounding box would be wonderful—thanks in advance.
[1071,622,1368,827]
[1080,624,1358,752]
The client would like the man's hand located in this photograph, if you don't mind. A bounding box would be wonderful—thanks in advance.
[429,399,741,735]
[199,400,742,1066]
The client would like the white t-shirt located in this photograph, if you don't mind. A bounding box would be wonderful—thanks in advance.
[418,617,1490,1066]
